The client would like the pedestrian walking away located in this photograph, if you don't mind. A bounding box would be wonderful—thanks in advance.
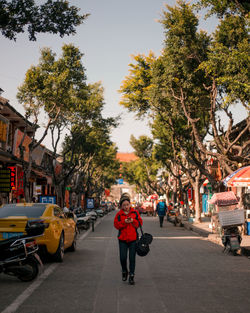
[114,193,143,285]
[156,198,167,228]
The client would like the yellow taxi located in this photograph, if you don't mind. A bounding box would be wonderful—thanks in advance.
[0,203,77,262]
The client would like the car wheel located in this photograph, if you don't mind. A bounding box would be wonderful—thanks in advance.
[68,230,77,252]
[53,233,64,262]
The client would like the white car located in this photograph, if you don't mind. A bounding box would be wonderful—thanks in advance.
[86,211,97,221]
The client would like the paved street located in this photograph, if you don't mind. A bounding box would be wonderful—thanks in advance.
[1,211,250,313]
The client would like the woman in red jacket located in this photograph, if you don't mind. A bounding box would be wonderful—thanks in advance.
[114,194,143,285]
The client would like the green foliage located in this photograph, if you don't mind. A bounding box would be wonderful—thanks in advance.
[121,135,161,194]
[60,80,119,197]
[0,0,88,41]
[119,52,156,116]
[17,44,88,120]
[130,135,153,159]
[17,43,120,200]
[120,0,249,179]
[195,0,250,18]
[200,14,250,107]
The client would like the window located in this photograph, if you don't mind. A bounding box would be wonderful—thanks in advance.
[0,204,46,218]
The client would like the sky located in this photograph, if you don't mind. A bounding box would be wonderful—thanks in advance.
[0,0,247,153]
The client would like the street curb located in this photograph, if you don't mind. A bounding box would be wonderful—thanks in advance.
[183,221,250,256]
[182,221,211,238]
[241,247,250,256]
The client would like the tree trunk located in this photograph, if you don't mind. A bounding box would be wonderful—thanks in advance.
[172,177,177,204]
[55,184,63,207]
[166,191,170,206]
[23,166,31,202]
[184,191,190,219]
[194,175,201,223]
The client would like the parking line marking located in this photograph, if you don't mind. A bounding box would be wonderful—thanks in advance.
[1,216,106,313]
[154,236,201,239]
[1,264,58,313]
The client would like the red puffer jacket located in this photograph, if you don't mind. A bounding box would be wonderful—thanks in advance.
[114,208,143,242]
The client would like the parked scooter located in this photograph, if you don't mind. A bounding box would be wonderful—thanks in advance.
[0,220,45,282]
[221,226,242,256]
[173,208,183,227]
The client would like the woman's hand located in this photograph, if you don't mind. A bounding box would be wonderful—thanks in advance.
[125,217,133,223]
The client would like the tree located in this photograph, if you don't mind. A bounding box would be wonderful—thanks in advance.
[120,0,249,221]
[57,82,119,207]
[186,0,250,174]
[17,43,88,201]
[120,1,212,221]
[121,135,162,197]
[0,0,88,41]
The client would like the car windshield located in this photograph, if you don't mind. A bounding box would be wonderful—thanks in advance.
[0,204,47,218]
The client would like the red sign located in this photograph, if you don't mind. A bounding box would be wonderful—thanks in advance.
[12,166,24,197]
[8,166,16,190]
[13,129,32,162]
[105,189,110,197]
[187,188,193,200]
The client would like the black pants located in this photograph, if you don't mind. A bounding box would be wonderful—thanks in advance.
[159,216,165,227]
[119,240,136,275]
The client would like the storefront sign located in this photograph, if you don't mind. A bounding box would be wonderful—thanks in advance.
[105,189,110,197]
[0,119,8,142]
[12,166,24,197]
[13,129,46,165]
[86,198,94,209]
[0,168,11,192]
[32,145,45,166]
[8,166,16,190]
[187,188,193,200]
[39,196,56,204]
[13,129,32,162]
[35,185,42,195]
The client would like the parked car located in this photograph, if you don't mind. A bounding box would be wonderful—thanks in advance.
[100,205,108,215]
[74,210,92,232]
[0,203,77,262]
[95,209,104,217]
[85,210,98,221]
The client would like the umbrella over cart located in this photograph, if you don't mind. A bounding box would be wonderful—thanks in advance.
[222,166,250,187]
[208,191,239,207]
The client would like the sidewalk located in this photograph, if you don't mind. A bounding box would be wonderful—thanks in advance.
[182,216,250,256]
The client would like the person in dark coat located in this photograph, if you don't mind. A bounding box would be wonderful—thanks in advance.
[114,194,142,285]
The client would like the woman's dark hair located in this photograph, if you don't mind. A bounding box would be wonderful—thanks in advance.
[119,195,130,207]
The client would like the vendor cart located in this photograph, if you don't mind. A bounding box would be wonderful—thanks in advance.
[209,191,244,255]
